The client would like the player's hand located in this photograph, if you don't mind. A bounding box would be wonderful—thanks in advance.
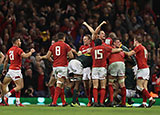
[2,70,7,76]
[119,48,123,51]
[82,22,87,25]
[30,48,35,53]
[102,21,107,25]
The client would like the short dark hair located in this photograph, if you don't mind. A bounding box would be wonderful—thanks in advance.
[12,37,20,44]
[84,34,91,41]
[134,35,143,43]
[112,37,120,43]
[56,32,65,40]
[94,38,102,46]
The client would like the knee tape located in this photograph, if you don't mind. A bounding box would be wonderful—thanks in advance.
[109,79,115,83]
[118,78,125,84]
[136,86,143,91]
[57,80,63,84]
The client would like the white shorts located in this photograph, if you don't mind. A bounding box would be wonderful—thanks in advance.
[136,68,150,80]
[82,67,91,80]
[92,67,106,80]
[108,62,125,77]
[6,69,23,81]
[68,59,83,75]
[132,65,138,76]
[52,67,68,79]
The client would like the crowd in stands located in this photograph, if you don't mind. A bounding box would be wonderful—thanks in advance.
[0,0,160,97]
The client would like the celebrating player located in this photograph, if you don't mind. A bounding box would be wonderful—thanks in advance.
[37,32,74,106]
[2,37,35,106]
[124,35,156,107]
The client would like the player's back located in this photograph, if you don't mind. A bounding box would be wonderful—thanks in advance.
[49,41,71,67]
[133,44,148,69]
[108,51,125,65]
[91,45,111,67]
[7,46,23,70]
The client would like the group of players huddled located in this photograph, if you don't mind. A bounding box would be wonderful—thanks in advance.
[0,21,156,108]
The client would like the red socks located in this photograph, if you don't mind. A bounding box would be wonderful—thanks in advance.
[87,89,92,103]
[142,92,147,103]
[121,87,126,105]
[52,87,62,104]
[10,89,16,95]
[49,86,55,100]
[142,89,151,99]
[100,88,106,104]
[60,88,66,104]
[108,85,114,102]
[93,88,98,103]
[15,91,21,98]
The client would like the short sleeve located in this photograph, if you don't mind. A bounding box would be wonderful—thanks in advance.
[18,48,24,56]
[49,45,54,52]
[133,46,140,53]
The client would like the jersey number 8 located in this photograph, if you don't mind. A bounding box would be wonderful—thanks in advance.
[55,46,61,56]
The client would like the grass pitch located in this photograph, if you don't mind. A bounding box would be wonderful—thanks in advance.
[0,105,160,115]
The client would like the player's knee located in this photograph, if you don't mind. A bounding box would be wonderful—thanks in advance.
[57,80,63,87]
[108,79,115,84]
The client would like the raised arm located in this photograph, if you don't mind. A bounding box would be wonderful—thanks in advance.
[92,21,107,40]
[94,21,107,34]
[82,22,95,34]
[21,48,35,58]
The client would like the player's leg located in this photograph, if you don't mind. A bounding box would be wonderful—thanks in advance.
[51,77,65,106]
[136,68,155,107]
[92,68,99,107]
[99,67,107,106]
[100,79,106,106]
[108,63,118,106]
[83,67,92,106]
[51,67,67,106]
[70,74,82,107]
[92,79,99,106]
[48,73,56,102]
[108,75,115,106]
[83,80,92,106]
[118,76,126,106]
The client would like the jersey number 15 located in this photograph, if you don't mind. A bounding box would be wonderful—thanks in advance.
[95,49,103,59]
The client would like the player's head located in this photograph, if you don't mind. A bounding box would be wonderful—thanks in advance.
[94,38,102,46]
[99,30,106,40]
[12,37,21,47]
[134,35,142,46]
[83,34,91,45]
[112,37,121,48]
[56,32,66,41]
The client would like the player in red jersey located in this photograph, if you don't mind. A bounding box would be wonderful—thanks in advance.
[1,37,35,106]
[108,38,126,107]
[124,35,156,107]
[78,34,92,106]
[82,21,107,44]
[91,38,112,107]
[38,32,74,106]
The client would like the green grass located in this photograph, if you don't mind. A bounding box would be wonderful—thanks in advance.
[0,105,160,115]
